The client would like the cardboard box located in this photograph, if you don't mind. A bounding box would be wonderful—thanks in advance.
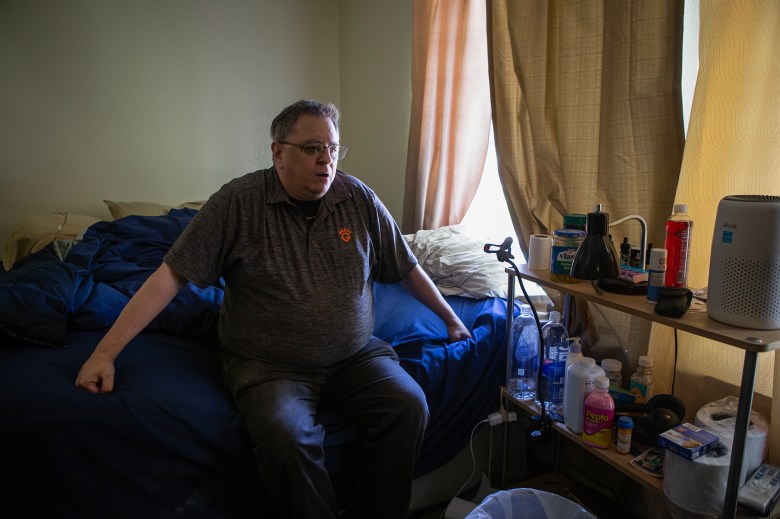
[657,423,719,460]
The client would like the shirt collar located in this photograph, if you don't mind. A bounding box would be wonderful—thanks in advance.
[266,166,352,209]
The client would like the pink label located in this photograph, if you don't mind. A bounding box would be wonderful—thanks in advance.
[582,404,614,448]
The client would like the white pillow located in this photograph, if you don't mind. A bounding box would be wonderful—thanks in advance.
[404,225,508,299]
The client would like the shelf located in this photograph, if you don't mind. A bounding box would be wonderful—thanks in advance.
[507,264,775,519]
[513,265,780,352]
[504,391,662,493]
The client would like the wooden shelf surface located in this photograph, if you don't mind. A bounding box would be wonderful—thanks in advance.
[505,392,662,492]
[513,265,780,352]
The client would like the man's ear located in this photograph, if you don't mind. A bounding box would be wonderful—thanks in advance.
[271,142,283,167]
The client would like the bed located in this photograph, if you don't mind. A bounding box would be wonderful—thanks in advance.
[0,208,516,518]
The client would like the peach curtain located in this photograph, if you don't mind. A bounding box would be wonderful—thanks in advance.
[648,0,780,460]
[402,0,492,233]
[487,0,685,369]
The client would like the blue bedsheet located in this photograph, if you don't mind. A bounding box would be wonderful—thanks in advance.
[0,210,513,518]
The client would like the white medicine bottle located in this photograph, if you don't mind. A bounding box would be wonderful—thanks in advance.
[564,357,600,434]
[600,358,622,389]
[629,355,654,404]
[561,337,583,416]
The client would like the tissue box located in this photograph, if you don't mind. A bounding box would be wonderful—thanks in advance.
[738,463,780,516]
[657,423,719,460]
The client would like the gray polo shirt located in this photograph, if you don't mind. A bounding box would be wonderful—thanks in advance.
[164,167,417,368]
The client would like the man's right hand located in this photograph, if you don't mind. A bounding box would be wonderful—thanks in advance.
[75,352,116,394]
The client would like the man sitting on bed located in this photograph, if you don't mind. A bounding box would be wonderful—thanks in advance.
[75,99,471,519]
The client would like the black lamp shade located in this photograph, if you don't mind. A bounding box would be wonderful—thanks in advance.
[570,208,620,280]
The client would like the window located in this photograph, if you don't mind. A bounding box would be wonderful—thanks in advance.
[461,126,547,298]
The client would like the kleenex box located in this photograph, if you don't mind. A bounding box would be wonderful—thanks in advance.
[738,463,780,516]
[657,423,719,460]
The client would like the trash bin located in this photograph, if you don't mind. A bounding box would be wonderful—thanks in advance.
[464,488,596,519]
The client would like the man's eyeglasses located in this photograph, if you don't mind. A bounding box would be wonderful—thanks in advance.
[277,141,348,160]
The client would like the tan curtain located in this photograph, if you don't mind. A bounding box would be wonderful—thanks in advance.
[648,0,779,458]
[402,0,492,233]
[487,0,685,366]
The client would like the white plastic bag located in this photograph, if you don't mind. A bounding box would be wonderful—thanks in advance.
[465,488,596,519]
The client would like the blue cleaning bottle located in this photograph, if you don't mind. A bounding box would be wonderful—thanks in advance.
[538,310,569,413]
[507,304,539,401]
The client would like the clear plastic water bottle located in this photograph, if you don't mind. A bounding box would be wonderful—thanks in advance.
[538,310,568,412]
[507,304,539,401]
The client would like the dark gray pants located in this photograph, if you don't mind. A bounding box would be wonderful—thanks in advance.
[220,337,429,519]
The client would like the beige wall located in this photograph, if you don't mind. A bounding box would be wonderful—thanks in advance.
[0,0,412,246]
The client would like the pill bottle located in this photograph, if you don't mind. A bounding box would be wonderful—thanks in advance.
[629,356,654,404]
[616,416,634,454]
[550,228,585,283]
[600,358,622,389]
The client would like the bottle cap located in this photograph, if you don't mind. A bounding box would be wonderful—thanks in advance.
[594,376,610,388]
[601,359,622,372]
[648,248,667,270]
[580,357,596,368]
[567,337,581,352]
[548,310,561,323]
[638,355,653,367]
[673,203,688,213]
[617,416,634,429]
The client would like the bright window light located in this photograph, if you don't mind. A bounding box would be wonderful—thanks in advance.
[461,127,547,297]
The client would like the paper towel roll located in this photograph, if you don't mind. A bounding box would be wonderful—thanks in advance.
[528,234,552,271]
[662,397,769,517]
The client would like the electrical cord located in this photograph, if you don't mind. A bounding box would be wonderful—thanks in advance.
[439,418,489,519]
[672,328,679,395]
[442,410,517,519]
[484,237,552,442]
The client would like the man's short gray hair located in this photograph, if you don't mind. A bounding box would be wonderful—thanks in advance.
[270,100,340,141]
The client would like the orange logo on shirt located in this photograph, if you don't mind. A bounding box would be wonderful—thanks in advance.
[339,227,352,243]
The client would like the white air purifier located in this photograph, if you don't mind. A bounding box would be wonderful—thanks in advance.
[707,195,780,329]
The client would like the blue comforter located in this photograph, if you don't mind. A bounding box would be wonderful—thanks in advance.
[0,210,512,518]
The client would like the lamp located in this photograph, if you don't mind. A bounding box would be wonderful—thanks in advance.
[570,205,650,295]
[570,205,620,281]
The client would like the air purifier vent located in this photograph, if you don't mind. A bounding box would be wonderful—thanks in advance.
[709,255,780,325]
[708,195,780,330]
